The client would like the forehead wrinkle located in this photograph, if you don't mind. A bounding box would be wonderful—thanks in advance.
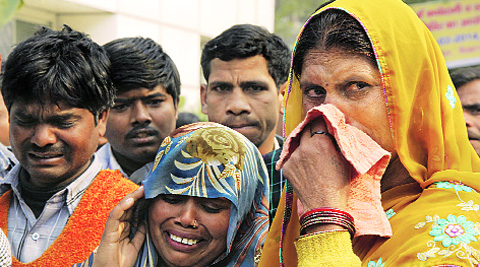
[301,51,379,87]
[15,100,80,122]
[209,56,272,86]
[209,81,233,87]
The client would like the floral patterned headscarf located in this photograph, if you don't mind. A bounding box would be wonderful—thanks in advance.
[139,122,269,266]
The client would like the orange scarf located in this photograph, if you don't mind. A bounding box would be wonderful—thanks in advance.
[0,169,138,267]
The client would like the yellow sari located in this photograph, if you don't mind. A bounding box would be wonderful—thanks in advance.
[260,0,480,266]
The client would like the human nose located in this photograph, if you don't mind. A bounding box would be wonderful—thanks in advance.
[176,198,197,228]
[31,125,56,147]
[131,101,152,125]
[464,112,474,128]
[322,92,341,107]
[226,88,251,116]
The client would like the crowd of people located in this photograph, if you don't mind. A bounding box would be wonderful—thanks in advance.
[0,0,479,266]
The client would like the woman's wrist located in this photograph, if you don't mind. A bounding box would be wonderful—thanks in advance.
[299,208,355,238]
[303,223,348,234]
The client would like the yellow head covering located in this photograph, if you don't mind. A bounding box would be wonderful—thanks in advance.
[261,0,480,265]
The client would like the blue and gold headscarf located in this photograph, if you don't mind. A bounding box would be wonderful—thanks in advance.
[139,122,269,266]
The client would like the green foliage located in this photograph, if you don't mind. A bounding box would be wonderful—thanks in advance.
[274,0,324,48]
[0,0,23,27]
[274,0,436,49]
[191,106,208,122]
[177,95,208,122]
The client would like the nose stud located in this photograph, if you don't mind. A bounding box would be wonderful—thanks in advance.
[192,219,198,229]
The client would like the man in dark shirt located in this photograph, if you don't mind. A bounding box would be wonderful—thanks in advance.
[200,24,290,222]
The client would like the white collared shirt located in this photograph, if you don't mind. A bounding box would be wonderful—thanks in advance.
[0,156,102,262]
[95,142,152,184]
[0,143,17,182]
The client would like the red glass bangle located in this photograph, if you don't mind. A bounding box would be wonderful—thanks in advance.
[299,208,356,238]
[300,207,354,222]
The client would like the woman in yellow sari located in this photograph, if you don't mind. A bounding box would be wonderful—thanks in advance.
[259,0,480,266]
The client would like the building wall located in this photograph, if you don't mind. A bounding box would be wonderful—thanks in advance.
[6,0,275,112]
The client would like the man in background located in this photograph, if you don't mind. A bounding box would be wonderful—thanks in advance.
[0,26,137,265]
[97,37,181,183]
[176,112,201,129]
[0,60,17,180]
[200,24,290,221]
[451,65,480,157]
[0,63,10,146]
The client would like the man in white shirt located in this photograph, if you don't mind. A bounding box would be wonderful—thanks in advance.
[451,66,480,157]
[96,37,181,184]
[0,25,137,265]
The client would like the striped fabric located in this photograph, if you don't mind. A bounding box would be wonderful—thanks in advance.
[263,147,286,224]
[0,228,11,267]
[0,143,17,182]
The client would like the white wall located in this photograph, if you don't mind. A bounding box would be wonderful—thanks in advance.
[14,0,275,112]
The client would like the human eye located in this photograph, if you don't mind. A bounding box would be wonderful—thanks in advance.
[112,103,129,112]
[146,98,164,108]
[13,116,36,127]
[202,204,223,213]
[55,121,75,129]
[343,81,371,97]
[201,204,224,213]
[210,84,231,93]
[303,85,326,100]
[245,84,267,93]
[464,104,480,116]
[159,195,185,205]
[346,81,370,91]
[200,199,230,214]
[48,116,77,129]
[472,107,480,116]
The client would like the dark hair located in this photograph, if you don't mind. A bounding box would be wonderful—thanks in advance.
[1,25,114,122]
[131,197,152,226]
[103,37,181,107]
[201,24,290,88]
[450,65,480,89]
[176,112,201,129]
[293,9,376,78]
[0,62,5,88]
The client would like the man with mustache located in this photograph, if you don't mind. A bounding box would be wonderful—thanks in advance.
[96,37,180,184]
[451,65,480,157]
[0,26,137,266]
[200,24,290,222]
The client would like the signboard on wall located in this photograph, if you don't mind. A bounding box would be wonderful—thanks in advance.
[410,0,480,68]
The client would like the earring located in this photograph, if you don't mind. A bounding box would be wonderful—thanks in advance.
[192,219,198,229]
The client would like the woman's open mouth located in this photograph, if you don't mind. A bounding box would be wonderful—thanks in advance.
[169,233,200,246]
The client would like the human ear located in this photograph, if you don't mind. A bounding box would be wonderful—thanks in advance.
[200,84,208,115]
[279,81,288,114]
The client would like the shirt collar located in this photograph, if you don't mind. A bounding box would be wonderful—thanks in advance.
[273,136,280,150]
[96,143,127,177]
[1,155,102,214]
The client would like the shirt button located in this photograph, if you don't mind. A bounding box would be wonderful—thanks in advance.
[31,233,40,241]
